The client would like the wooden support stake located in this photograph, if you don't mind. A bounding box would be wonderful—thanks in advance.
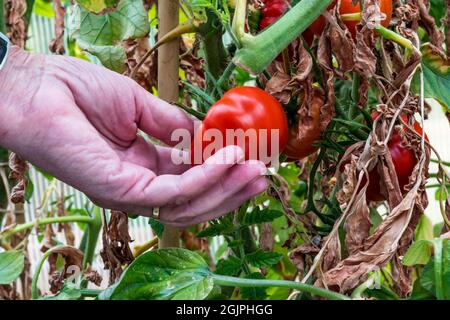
[158,0,181,248]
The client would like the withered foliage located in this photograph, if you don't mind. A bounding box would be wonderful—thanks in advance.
[0,285,20,300]
[84,266,103,287]
[180,39,206,90]
[4,0,27,48]
[180,227,209,252]
[8,153,28,204]
[282,0,439,298]
[49,0,66,55]
[100,210,134,284]
[57,195,75,246]
[47,246,83,294]
[124,37,158,91]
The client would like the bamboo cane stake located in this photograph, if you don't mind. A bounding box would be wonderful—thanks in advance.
[158,0,181,248]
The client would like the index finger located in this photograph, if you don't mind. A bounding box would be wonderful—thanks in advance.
[132,82,195,146]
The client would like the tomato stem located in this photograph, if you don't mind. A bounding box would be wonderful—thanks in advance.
[130,21,198,80]
[212,274,351,300]
[233,0,334,74]
[0,0,6,33]
[81,206,102,270]
[349,72,360,119]
[432,239,445,300]
[173,102,206,120]
[340,12,361,22]
[374,25,416,54]
[0,215,93,241]
[231,0,247,44]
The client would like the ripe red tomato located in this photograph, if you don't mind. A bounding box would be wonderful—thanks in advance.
[259,0,289,31]
[284,88,325,160]
[339,0,393,38]
[191,87,289,165]
[366,113,427,201]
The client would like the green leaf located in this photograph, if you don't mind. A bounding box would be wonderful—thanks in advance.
[0,250,25,284]
[67,0,150,72]
[410,277,436,300]
[238,207,283,226]
[197,220,235,237]
[403,240,433,266]
[215,256,242,276]
[418,239,450,299]
[33,0,55,18]
[148,218,164,238]
[24,172,34,202]
[412,44,450,113]
[415,215,435,241]
[420,257,437,296]
[245,250,283,268]
[34,165,54,181]
[76,0,120,14]
[99,248,214,300]
[240,272,267,300]
[40,281,82,300]
[429,0,446,26]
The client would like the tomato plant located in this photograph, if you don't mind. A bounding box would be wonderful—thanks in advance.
[259,0,334,45]
[191,86,288,164]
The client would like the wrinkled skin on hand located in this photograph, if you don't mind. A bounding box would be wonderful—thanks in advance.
[0,47,268,227]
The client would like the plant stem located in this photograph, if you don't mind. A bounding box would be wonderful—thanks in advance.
[31,248,54,299]
[426,183,450,189]
[374,26,415,53]
[173,102,206,120]
[0,215,93,241]
[212,274,350,300]
[31,245,84,300]
[431,159,450,167]
[25,0,35,29]
[433,239,444,300]
[349,72,360,119]
[233,0,333,74]
[0,0,6,34]
[80,289,102,298]
[340,12,361,21]
[198,9,229,94]
[131,21,197,80]
[212,61,236,97]
[81,206,102,270]
[133,236,158,258]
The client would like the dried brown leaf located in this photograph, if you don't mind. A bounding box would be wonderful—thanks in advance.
[100,210,134,284]
[84,267,103,287]
[8,153,28,204]
[49,0,65,54]
[323,10,355,77]
[415,0,445,49]
[48,246,83,294]
[265,71,295,105]
[259,223,274,252]
[124,37,157,91]
[5,0,27,48]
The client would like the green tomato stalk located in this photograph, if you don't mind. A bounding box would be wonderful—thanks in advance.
[233,0,334,74]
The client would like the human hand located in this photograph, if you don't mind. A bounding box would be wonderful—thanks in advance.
[0,47,268,227]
